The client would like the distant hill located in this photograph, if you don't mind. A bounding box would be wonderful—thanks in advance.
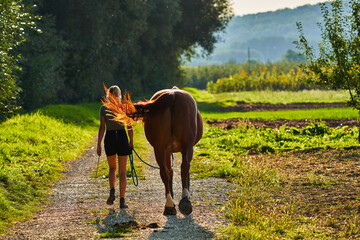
[188,2,331,65]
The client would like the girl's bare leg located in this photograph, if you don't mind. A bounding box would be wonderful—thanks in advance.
[106,154,117,205]
[107,154,117,189]
[118,155,128,198]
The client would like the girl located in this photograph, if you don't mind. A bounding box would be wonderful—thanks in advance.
[97,85,133,208]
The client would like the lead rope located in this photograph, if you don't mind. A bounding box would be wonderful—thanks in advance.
[129,152,138,186]
[129,148,174,186]
[132,148,160,169]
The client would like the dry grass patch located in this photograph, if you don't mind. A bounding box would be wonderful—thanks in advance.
[248,149,360,239]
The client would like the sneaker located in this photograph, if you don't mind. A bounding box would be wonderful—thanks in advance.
[106,188,115,205]
[120,198,128,208]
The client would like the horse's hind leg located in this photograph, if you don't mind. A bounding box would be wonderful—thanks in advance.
[155,149,176,215]
[179,147,193,215]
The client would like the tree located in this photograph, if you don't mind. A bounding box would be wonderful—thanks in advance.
[0,0,34,120]
[296,0,360,110]
[282,49,306,63]
[17,0,232,107]
[18,14,68,110]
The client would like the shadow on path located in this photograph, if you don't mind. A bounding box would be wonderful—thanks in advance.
[148,215,214,240]
[96,208,214,239]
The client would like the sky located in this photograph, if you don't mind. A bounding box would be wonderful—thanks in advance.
[232,0,329,16]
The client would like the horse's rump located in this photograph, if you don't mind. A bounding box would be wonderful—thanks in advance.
[134,91,176,119]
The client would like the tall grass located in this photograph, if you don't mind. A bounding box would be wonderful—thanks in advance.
[0,103,100,232]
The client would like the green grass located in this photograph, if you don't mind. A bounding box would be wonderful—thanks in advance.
[184,87,351,106]
[201,107,358,120]
[193,122,359,176]
[38,102,100,127]
[0,103,101,233]
[235,89,349,104]
[183,87,358,120]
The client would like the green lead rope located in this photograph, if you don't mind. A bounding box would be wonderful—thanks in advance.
[132,148,160,169]
[129,152,139,186]
[129,148,160,186]
[129,148,174,186]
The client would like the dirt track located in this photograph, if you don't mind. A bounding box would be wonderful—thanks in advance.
[4,140,233,239]
[207,118,359,129]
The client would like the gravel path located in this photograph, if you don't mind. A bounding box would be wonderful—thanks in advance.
[5,140,233,239]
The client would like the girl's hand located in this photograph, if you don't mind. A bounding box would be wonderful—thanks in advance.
[129,141,134,150]
[97,145,102,156]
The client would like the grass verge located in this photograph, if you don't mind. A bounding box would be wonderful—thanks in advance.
[201,107,358,121]
[184,87,350,107]
[0,103,101,233]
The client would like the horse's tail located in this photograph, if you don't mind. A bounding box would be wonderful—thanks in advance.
[134,91,175,116]
[102,85,175,125]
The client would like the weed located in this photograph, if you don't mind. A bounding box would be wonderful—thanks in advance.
[304,173,338,186]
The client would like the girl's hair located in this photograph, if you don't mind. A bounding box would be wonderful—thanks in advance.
[108,85,121,99]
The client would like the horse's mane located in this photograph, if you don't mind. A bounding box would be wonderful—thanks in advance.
[101,84,175,125]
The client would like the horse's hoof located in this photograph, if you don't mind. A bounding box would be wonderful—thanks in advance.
[163,205,177,215]
[179,197,192,215]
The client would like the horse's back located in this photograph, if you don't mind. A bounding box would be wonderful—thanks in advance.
[145,88,202,152]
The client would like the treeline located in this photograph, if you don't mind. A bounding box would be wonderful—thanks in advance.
[1,0,232,119]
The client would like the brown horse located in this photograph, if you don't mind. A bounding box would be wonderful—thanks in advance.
[102,86,203,215]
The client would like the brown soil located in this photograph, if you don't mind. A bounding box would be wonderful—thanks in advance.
[209,102,358,129]
[207,118,359,129]
[3,140,234,239]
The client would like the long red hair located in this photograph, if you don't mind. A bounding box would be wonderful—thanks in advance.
[101,84,175,126]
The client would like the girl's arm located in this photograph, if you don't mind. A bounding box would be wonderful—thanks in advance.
[127,124,134,149]
[97,116,106,156]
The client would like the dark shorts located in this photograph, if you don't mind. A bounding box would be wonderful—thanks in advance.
[104,129,132,156]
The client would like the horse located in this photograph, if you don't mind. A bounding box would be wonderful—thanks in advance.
[102,86,203,215]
